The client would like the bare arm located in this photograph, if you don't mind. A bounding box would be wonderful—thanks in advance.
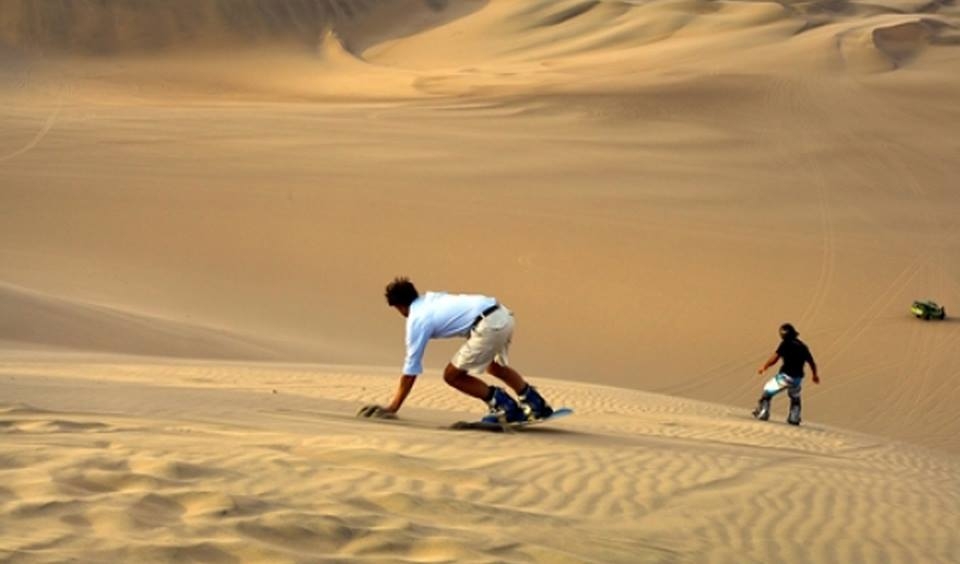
[386,375,417,413]
[808,357,820,384]
[758,353,779,375]
[358,375,417,418]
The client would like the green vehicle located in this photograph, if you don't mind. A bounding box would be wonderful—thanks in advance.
[911,299,946,320]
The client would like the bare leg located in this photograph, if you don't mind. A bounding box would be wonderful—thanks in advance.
[443,363,490,400]
[486,362,527,394]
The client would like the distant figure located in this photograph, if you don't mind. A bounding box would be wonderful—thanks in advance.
[357,277,554,423]
[753,323,820,425]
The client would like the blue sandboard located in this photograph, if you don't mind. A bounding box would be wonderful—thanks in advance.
[451,407,574,432]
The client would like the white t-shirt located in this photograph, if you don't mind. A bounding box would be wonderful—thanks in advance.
[402,291,497,375]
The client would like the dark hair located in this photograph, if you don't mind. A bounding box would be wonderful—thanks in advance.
[385,277,419,307]
[779,323,798,340]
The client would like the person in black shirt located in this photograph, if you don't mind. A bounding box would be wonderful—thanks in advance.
[753,323,820,425]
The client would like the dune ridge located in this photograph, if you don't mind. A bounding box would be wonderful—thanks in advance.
[1,0,956,103]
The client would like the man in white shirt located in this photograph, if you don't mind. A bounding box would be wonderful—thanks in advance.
[358,277,554,423]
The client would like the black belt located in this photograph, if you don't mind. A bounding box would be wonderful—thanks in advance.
[471,304,500,328]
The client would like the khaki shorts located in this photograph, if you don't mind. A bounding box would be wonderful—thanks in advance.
[451,306,514,375]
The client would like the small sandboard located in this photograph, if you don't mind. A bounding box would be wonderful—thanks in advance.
[451,407,574,432]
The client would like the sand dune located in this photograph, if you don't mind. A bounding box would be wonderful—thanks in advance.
[0,0,466,55]
[2,0,960,561]
[2,0,957,100]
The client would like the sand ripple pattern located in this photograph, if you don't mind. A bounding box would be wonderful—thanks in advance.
[1,362,958,563]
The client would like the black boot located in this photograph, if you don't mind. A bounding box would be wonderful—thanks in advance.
[752,397,771,421]
[787,397,801,426]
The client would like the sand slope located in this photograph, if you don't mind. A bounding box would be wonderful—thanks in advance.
[3,90,959,450]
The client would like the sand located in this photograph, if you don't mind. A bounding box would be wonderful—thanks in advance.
[2,0,959,562]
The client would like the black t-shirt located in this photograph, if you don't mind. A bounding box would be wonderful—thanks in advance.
[776,338,813,378]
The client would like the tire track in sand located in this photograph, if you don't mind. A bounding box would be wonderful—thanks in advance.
[0,96,62,164]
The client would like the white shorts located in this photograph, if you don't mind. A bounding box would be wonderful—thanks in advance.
[451,306,513,375]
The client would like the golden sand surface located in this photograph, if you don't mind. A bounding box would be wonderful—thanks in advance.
[2,1,959,561]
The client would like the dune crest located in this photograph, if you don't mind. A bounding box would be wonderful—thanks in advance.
[2,0,956,102]
[836,17,957,72]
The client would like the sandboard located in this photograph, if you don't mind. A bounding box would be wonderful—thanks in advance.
[451,407,574,432]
